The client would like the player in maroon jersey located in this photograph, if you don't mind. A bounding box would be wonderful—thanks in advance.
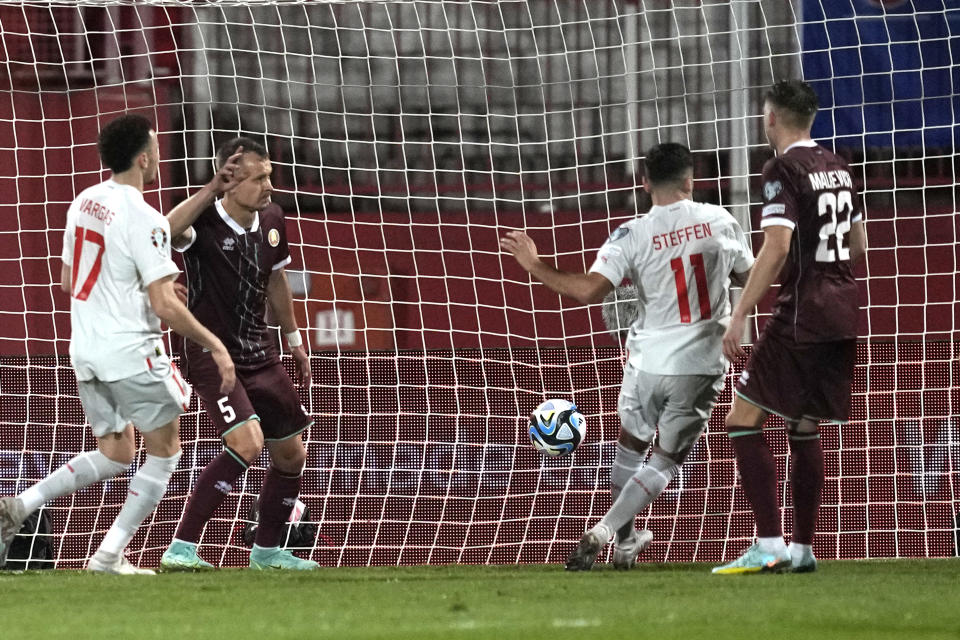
[159,138,317,571]
[713,80,866,574]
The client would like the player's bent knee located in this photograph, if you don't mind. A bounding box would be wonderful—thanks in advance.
[224,420,265,463]
[724,395,767,430]
[617,431,650,455]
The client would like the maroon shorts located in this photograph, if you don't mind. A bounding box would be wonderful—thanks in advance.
[735,329,857,422]
[184,352,311,441]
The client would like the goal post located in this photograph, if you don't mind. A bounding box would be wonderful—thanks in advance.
[0,0,956,568]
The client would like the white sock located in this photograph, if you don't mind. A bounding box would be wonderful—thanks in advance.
[19,450,128,513]
[96,452,181,557]
[600,453,678,536]
[609,443,646,542]
[758,536,788,556]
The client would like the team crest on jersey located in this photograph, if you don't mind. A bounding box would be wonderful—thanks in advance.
[222,236,236,251]
[763,180,782,201]
[268,228,280,247]
[150,227,168,254]
[606,225,630,243]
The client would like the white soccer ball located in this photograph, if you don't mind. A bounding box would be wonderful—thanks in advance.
[528,399,587,457]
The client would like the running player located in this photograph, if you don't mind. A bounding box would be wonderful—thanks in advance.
[0,114,236,574]
[159,138,317,571]
[501,142,754,570]
[712,79,866,574]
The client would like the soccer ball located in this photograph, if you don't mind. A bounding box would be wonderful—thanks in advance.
[528,399,587,457]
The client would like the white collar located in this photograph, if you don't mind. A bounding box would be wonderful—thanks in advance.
[783,139,818,153]
[215,199,259,235]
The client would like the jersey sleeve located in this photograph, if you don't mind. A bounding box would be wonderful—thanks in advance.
[729,216,755,274]
[127,207,181,286]
[759,158,797,230]
[588,222,634,287]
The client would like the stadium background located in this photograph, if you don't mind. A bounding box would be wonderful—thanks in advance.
[0,0,957,567]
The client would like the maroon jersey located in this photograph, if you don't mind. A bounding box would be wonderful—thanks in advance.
[179,201,292,369]
[758,141,862,343]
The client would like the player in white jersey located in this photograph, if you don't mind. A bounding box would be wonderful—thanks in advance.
[0,114,239,574]
[501,143,754,570]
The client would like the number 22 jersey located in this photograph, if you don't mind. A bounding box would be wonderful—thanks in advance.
[759,140,862,343]
[61,179,180,381]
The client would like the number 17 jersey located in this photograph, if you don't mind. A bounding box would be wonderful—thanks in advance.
[61,180,180,382]
[590,200,755,376]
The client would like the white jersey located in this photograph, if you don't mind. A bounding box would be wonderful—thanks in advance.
[61,179,180,382]
[590,200,754,375]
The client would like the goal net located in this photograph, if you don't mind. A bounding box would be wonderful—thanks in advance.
[0,0,956,568]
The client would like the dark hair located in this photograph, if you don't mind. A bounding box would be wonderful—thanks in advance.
[97,114,153,174]
[643,143,693,186]
[764,80,819,128]
[216,136,269,169]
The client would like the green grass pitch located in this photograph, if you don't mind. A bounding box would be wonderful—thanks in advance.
[2,560,958,640]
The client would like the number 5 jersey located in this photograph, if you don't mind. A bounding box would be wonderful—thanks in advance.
[61,179,180,382]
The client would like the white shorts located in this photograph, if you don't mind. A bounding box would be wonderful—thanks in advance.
[77,355,192,437]
[618,363,724,456]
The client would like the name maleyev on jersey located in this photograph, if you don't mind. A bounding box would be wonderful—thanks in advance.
[808,169,852,191]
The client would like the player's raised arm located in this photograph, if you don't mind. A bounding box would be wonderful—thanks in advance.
[165,147,244,241]
[266,267,311,385]
[147,275,236,394]
[500,230,614,305]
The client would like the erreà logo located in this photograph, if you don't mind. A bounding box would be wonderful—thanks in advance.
[222,236,236,251]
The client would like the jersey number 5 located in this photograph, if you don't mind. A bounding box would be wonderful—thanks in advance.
[816,190,853,262]
[70,226,105,300]
[670,253,711,324]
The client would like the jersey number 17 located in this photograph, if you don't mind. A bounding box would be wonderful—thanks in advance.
[70,226,105,300]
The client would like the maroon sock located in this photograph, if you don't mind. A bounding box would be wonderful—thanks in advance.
[175,448,248,543]
[255,467,301,547]
[789,435,823,545]
[729,430,782,538]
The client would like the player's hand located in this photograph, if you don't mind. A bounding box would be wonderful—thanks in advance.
[212,346,236,395]
[723,313,748,361]
[210,147,244,196]
[173,282,189,305]
[499,230,540,272]
[291,344,312,386]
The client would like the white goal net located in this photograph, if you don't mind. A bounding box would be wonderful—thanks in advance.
[0,0,956,568]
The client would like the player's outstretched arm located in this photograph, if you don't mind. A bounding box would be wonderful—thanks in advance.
[147,275,236,394]
[266,268,311,385]
[165,148,245,241]
[722,225,791,361]
[500,230,613,305]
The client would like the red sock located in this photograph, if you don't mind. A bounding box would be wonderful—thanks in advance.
[255,467,301,547]
[789,435,823,545]
[729,430,782,538]
[175,448,248,543]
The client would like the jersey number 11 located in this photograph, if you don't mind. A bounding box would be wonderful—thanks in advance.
[670,253,711,324]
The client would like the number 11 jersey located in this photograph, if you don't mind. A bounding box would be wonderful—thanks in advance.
[590,200,755,376]
[758,140,862,343]
[61,180,180,382]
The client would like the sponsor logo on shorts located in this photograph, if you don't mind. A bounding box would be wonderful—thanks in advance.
[215,480,233,494]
